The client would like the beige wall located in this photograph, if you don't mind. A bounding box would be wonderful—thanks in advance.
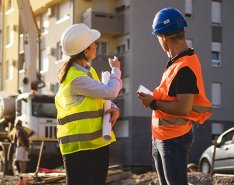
[2,0,19,92]
[30,0,64,14]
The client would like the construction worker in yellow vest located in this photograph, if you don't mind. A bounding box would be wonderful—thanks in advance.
[55,24,122,185]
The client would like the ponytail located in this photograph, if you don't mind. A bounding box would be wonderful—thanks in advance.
[57,50,88,84]
[57,60,73,84]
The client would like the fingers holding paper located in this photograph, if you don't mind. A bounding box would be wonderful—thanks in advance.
[105,107,120,127]
[138,92,154,108]
[108,56,120,69]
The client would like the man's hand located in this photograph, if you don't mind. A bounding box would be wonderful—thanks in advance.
[138,92,155,108]
[105,107,120,127]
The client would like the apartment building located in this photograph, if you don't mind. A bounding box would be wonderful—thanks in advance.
[0,0,233,170]
[0,0,19,92]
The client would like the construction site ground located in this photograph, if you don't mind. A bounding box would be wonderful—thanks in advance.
[0,166,234,185]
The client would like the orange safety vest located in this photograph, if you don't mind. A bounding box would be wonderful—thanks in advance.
[152,54,212,140]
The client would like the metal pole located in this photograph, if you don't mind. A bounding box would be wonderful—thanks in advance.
[210,135,218,176]
[34,140,44,177]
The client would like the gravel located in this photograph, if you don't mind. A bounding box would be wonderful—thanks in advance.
[107,171,234,185]
[1,172,234,185]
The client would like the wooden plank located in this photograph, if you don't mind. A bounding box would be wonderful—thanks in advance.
[106,171,132,183]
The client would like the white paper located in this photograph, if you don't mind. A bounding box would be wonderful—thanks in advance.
[102,100,112,141]
[137,85,153,95]
[102,71,112,141]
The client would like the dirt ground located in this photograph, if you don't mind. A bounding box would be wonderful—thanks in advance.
[107,171,212,185]
[1,171,234,185]
[0,172,212,185]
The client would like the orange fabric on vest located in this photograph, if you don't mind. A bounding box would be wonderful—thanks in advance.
[152,54,212,140]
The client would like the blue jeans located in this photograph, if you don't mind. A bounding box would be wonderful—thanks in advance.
[152,130,193,185]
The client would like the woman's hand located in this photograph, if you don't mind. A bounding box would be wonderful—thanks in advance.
[138,92,155,108]
[108,56,120,69]
[105,107,120,127]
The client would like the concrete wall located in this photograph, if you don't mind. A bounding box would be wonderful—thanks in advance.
[110,116,153,170]
[217,0,234,121]
[129,0,185,117]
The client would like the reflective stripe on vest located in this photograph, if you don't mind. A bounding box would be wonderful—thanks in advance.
[192,105,212,113]
[58,129,103,144]
[153,105,212,126]
[152,117,189,127]
[57,109,103,125]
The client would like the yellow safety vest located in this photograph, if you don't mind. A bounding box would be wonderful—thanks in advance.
[55,66,116,155]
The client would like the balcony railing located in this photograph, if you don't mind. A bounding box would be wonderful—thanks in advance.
[82,8,123,35]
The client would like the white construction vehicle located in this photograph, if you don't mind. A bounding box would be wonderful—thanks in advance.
[0,0,62,175]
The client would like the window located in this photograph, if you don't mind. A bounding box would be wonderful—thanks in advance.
[40,49,49,73]
[21,99,28,116]
[186,39,193,48]
[211,42,221,67]
[6,59,14,80]
[5,0,13,13]
[220,130,234,146]
[19,34,24,53]
[47,8,54,17]
[116,44,126,54]
[212,1,221,25]
[185,0,193,17]
[32,101,57,118]
[56,1,70,21]
[96,42,107,55]
[6,25,14,47]
[212,51,219,60]
[126,38,130,51]
[211,83,221,108]
[16,98,30,118]
[56,42,62,60]
[41,13,49,34]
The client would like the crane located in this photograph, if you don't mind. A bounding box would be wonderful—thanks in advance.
[17,0,45,93]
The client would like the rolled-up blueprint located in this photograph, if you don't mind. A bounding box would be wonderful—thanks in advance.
[102,71,112,141]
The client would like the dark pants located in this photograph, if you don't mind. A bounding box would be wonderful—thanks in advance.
[63,145,110,185]
[152,130,193,185]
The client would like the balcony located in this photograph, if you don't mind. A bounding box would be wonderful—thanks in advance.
[82,8,123,35]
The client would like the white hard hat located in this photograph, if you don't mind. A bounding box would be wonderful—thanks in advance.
[61,23,100,56]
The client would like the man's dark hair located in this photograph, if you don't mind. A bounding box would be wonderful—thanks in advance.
[166,28,185,40]
[15,119,22,126]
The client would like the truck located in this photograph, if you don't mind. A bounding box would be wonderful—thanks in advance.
[0,0,62,175]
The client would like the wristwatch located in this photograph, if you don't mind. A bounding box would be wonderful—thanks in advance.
[150,100,158,110]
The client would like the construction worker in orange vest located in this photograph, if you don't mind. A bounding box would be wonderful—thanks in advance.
[138,7,212,185]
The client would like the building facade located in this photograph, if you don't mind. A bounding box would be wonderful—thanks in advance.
[0,0,233,170]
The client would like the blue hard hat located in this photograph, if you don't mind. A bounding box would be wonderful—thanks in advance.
[152,7,187,35]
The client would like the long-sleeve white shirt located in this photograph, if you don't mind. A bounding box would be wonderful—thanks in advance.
[70,63,122,107]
